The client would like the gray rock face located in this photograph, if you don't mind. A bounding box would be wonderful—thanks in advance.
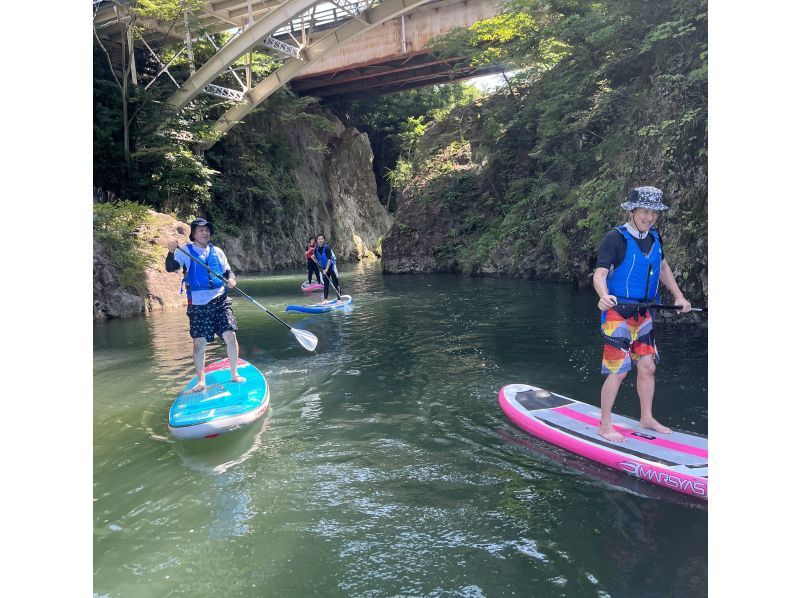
[381,94,707,306]
[220,112,392,272]
[93,213,191,319]
[141,213,194,313]
[93,240,144,319]
[94,112,391,319]
[381,113,485,276]
[327,128,393,260]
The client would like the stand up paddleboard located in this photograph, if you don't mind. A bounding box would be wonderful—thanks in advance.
[169,359,269,440]
[286,294,353,314]
[301,282,324,292]
[498,384,708,500]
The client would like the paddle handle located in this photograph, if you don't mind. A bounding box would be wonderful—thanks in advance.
[174,246,294,330]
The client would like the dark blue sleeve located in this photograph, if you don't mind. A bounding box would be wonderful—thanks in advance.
[595,230,626,270]
[165,252,182,272]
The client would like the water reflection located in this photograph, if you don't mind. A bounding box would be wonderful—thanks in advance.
[174,416,272,475]
[94,263,707,597]
[496,430,707,508]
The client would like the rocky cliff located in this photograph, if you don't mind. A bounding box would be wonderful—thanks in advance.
[382,80,707,305]
[93,212,194,318]
[94,109,391,319]
[381,0,707,306]
[205,105,392,272]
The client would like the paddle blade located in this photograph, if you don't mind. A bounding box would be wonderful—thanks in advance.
[291,328,318,352]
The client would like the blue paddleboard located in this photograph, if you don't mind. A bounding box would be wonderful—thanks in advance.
[285,294,353,314]
[168,358,269,439]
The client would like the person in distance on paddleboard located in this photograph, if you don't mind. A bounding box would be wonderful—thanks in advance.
[305,236,322,286]
[592,187,692,443]
[314,233,342,301]
[166,218,245,393]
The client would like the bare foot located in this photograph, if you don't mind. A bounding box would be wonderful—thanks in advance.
[598,426,626,442]
[231,375,247,384]
[640,418,672,434]
[191,381,206,393]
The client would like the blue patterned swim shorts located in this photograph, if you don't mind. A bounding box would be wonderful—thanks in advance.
[187,293,238,342]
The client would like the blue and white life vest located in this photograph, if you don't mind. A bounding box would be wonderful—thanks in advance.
[606,226,662,303]
[183,243,225,296]
[314,243,336,269]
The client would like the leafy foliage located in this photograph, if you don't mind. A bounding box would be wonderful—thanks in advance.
[93,1,284,213]
[93,201,158,295]
[329,84,480,208]
[135,0,206,22]
[93,39,128,192]
[387,0,707,298]
[131,145,219,216]
[202,90,339,233]
[429,10,568,74]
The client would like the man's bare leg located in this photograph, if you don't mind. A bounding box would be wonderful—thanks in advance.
[192,337,208,392]
[599,372,627,442]
[636,355,671,433]
[222,330,246,383]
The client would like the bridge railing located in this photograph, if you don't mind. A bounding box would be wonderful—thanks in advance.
[272,1,373,40]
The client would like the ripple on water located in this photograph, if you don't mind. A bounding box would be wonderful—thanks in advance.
[94,265,707,597]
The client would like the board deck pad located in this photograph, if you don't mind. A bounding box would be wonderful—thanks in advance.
[515,389,572,411]
[169,359,267,429]
[499,384,708,499]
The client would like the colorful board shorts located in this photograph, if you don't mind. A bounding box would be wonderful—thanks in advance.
[187,293,238,342]
[600,306,659,374]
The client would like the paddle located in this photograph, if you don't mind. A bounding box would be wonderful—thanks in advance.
[310,253,344,301]
[175,246,318,351]
[620,301,706,313]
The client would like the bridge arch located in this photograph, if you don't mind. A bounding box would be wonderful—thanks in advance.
[93,0,502,147]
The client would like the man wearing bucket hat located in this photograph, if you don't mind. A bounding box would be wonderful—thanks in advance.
[592,186,692,442]
[166,218,245,392]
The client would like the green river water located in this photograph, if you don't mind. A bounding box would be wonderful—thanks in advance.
[94,262,707,597]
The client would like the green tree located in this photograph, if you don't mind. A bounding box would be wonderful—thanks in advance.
[93,201,158,295]
[330,83,480,208]
[385,0,707,295]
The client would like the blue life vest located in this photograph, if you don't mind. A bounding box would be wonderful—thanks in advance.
[606,226,662,303]
[314,243,336,269]
[183,243,226,296]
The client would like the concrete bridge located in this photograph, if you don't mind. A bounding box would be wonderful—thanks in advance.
[93,0,502,147]
[290,0,502,99]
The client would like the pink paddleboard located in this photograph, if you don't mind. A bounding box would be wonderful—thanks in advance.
[499,384,708,500]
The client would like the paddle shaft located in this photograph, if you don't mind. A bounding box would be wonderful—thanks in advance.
[310,254,343,300]
[175,246,294,331]
[620,302,706,313]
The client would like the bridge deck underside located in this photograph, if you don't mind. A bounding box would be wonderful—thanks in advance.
[291,51,502,99]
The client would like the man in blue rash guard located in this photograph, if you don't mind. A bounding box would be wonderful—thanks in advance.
[592,187,692,442]
[166,218,245,392]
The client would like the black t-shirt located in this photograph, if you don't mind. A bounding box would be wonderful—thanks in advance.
[595,228,665,270]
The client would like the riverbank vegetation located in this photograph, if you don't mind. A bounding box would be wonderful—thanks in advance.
[374,0,707,300]
[328,83,481,209]
[93,201,158,295]
[93,0,707,300]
